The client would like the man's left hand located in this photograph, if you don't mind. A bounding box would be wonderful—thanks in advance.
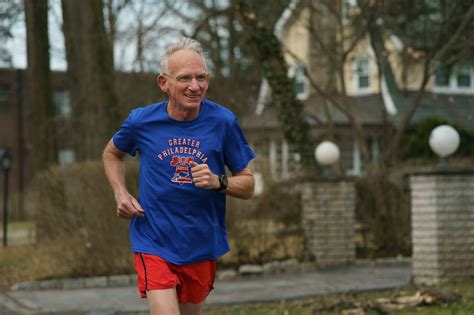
[189,161,219,190]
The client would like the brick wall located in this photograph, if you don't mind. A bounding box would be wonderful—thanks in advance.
[301,179,356,267]
[410,171,474,285]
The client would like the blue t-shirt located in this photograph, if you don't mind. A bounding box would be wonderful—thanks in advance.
[113,99,255,265]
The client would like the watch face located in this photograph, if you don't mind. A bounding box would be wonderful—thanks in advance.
[220,175,228,190]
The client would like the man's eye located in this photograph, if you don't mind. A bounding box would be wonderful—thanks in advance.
[178,76,191,82]
[196,75,207,81]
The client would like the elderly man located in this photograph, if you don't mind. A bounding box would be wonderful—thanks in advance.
[103,37,255,315]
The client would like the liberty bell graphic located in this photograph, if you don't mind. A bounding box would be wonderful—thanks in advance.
[170,156,194,185]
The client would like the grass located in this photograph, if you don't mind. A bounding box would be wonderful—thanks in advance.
[0,222,38,293]
[0,220,35,233]
[0,244,41,292]
[205,282,474,315]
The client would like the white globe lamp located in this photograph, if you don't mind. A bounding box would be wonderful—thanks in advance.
[315,141,340,165]
[429,125,460,158]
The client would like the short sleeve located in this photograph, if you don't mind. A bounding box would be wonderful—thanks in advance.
[112,111,138,156]
[223,116,255,173]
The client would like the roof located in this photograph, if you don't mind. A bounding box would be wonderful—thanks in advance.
[242,92,474,132]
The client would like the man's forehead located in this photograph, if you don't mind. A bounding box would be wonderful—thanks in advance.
[168,49,207,73]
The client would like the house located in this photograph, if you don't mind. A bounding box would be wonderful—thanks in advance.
[243,0,474,183]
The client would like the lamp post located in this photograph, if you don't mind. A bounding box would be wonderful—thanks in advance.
[428,125,460,165]
[315,141,340,174]
[2,149,11,247]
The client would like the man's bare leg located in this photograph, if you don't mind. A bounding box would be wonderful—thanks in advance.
[147,288,180,315]
[179,302,204,315]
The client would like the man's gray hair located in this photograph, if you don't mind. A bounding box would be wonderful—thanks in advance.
[160,37,208,74]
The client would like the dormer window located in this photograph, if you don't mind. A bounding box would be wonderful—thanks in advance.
[351,57,372,95]
[356,58,370,89]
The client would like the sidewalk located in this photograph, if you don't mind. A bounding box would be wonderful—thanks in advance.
[0,228,36,246]
[0,263,411,315]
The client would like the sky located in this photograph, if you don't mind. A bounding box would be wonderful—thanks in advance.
[2,0,195,72]
[4,3,74,70]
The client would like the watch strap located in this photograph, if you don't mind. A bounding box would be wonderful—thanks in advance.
[218,174,228,191]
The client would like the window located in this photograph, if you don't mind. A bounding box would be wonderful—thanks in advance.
[53,90,71,118]
[349,141,361,176]
[433,64,474,94]
[366,136,380,164]
[0,48,13,68]
[58,149,75,166]
[356,58,370,89]
[457,68,471,87]
[434,68,450,87]
[0,86,9,110]
[341,0,354,26]
[351,57,372,95]
[345,137,379,176]
[288,64,309,100]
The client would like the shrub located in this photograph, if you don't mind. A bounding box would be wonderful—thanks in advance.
[26,160,139,278]
[355,167,411,258]
[403,116,474,159]
[222,181,306,266]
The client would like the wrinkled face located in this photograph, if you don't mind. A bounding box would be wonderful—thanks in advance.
[158,49,210,112]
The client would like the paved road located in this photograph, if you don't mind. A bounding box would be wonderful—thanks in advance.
[0,264,411,315]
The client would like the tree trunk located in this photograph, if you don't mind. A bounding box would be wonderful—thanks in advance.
[62,0,120,161]
[24,0,57,172]
[234,0,314,166]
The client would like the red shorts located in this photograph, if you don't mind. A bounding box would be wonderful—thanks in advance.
[133,253,216,304]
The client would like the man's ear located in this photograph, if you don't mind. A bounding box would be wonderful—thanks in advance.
[157,74,168,93]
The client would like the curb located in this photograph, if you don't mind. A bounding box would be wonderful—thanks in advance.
[11,274,137,291]
[355,257,412,267]
[10,257,412,292]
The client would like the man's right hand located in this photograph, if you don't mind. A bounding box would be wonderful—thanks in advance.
[115,191,145,219]
[103,139,145,220]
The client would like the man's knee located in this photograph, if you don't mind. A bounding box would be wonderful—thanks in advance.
[147,289,180,315]
[179,302,204,315]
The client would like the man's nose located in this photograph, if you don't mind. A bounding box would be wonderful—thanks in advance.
[188,78,200,90]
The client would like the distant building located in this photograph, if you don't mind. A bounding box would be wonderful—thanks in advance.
[0,68,162,215]
[243,0,474,183]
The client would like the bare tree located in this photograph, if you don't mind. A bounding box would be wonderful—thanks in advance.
[365,0,474,166]
[0,0,23,66]
[103,0,132,47]
[262,0,474,169]
[62,0,120,160]
[24,0,58,172]
[126,1,170,72]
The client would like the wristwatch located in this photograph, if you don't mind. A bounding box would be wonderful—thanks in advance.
[217,174,228,191]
